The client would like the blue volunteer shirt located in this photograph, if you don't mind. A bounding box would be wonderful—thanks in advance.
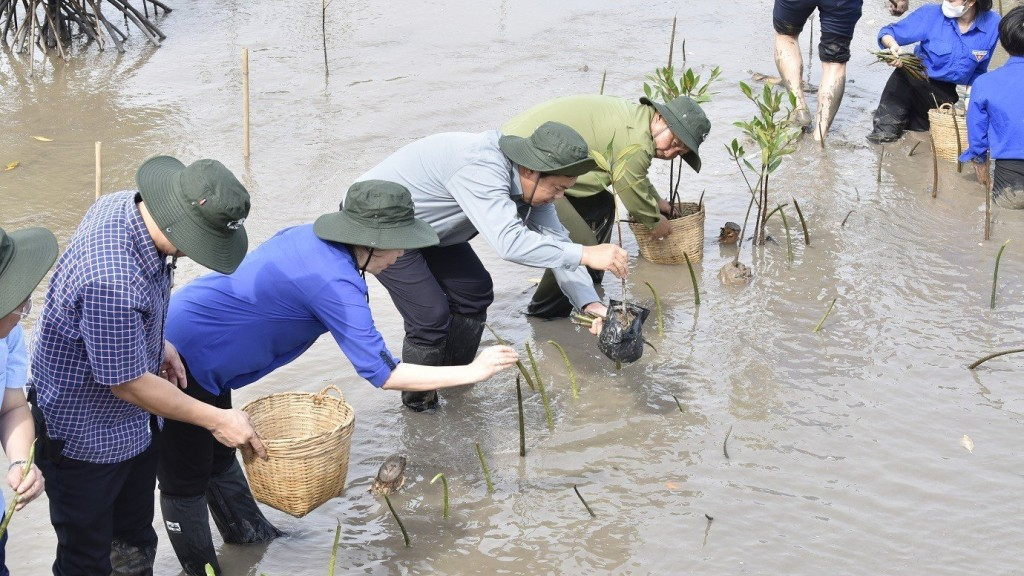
[165,224,399,396]
[879,4,1000,85]
[31,191,173,464]
[1,325,27,391]
[960,57,1024,163]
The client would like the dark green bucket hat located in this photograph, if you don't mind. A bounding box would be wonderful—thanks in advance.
[136,156,251,274]
[640,95,711,173]
[315,180,439,250]
[0,226,58,318]
[499,121,597,177]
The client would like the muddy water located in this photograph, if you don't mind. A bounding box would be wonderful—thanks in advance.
[4,0,1024,574]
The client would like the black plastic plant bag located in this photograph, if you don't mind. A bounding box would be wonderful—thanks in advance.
[598,299,651,364]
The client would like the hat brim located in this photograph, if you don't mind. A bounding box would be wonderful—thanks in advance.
[0,228,58,317]
[641,97,703,173]
[498,135,597,177]
[313,212,439,250]
[137,156,248,274]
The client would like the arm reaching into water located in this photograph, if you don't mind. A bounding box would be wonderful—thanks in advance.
[381,345,519,391]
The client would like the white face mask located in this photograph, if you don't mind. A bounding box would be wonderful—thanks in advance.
[942,0,968,18]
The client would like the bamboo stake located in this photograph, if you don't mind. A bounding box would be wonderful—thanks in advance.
[94,141,102,199]
[930,131,939,198]
[985,167,992,241]
[242,47,250,159]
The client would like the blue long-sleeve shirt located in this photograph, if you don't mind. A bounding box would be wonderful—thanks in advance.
[960,57,1024,163]
[878,4,1000,85]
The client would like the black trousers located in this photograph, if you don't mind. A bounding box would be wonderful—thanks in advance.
[993,159,1024,209]
[872,68,958,136]
[157,361,235,497]
[36,434,159,576]
[376,242,494,347]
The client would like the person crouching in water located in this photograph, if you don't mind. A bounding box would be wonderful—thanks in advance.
[960,6,1024,208]
[158,180,519,576]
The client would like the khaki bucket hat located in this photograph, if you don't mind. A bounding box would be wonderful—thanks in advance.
[0,226,58,317]
[640,95,711,173]
[499,121,597,177]
[315,180,438,250]
[136,156,251,274]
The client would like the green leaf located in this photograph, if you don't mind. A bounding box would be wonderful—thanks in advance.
[589,149,610,173]
[615,143,642,164]
[739,81,753,100]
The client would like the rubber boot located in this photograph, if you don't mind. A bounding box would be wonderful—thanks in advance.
[443,313,486,366]
[160,494,220,576]
[401,338,445,411]
[109,538,156,576]
[206,460,281,545]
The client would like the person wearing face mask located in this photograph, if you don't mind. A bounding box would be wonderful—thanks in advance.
[867,0,1000,143]
[157,180,519,576]
[354,122,629,412]
[501,94,710,318]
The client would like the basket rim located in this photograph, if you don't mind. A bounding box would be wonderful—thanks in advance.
[242,391,355,446]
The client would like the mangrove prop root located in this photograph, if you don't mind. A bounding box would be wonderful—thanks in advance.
[968,347,1024,370]
[723,425,733,459]
[573,484,597,518]
[793,198,810,245]
[515,374,527,457]
[991,239,1010,309]
[524,341,554,430]
[382,493,411,547]
[546,340,578,400]
[328,521,342,576]
[643,281,664,338]
[430,473,450,519]
[814,298,837,333]
[475,442,494,494]
[485,324,535,390]
[684,252,700,308]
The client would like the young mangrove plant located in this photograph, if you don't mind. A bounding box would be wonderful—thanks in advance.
[484,323,535,390]
[328,521,342,576]
[991,239,1010,309]
[792,198,810,245]
[723,425,733,460]
[515,374,527,456]
[524,341,554,430]
[382,493,411,547]
[475,442,494,494]
[546,340,579,399]
[813,298,837,333]
[590,141,643,305]
[643,281,665,338]
[0,442,35,539]
[672,394,685,413]
[684,252,701,307]
[777,204,794,263]
[430,473,450,519]
[573,484,598,518]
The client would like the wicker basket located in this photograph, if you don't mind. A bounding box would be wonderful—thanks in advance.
[928,103,968,163]
[241,384,355,518]
[627,202,705,264]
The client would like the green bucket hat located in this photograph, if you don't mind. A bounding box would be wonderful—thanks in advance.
[0,226,58,317]
[640,95,711,173]
[314,180,439,250]
[136,156,251,274]
[498,121,597,177]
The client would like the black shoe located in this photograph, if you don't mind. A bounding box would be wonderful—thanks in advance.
[866,130,900,144]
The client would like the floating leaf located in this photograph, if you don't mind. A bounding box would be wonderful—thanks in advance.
[960,434,974,454]
[32,136,53,142]
[4,162,19,172]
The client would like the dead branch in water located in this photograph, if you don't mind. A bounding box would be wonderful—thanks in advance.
[969,347,1024,370]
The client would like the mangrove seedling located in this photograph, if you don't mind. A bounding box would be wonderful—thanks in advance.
[723,425,733,460]
[573,484,597,518]
[475,442,494,494]
[968,347,1024,370]
[841,210,855,227]
[430,473,450,519]
[515,374,527,456]
[328,521,342,576]
[908,141,922,157]
[599,70,607,95]
[991,239,1010,309]
[792,198,810,245]
[672,394,685,413]
[382,493,411,547]
[0,442,35,539]
[684,252,701,307]
[813,298,837,333]
[321,0,332,76]
[590,141,643,309]
[524,341,554,430]
[643,281,665,338]
[546,340,579,399]
[777,204,794,263]
[484,323,535,390]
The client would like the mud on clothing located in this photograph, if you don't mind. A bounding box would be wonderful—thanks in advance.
[871,69,959,137]
[773,0,863,62]
[165,224,399,396]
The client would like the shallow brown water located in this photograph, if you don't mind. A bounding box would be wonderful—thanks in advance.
[4,1,1024,574]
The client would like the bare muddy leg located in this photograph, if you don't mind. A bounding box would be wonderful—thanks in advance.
[774,32,811,127]
[814,62,846,142]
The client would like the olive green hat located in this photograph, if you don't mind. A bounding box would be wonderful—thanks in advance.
[498,121,597,177]
[640,95,711,173]
[0,226,58,317]
[136,156,251,274]
[315,180,439,250]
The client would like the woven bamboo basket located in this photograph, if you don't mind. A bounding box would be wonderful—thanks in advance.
[241,384,355,518]
[628,202,705,264]
[928,103,968,163]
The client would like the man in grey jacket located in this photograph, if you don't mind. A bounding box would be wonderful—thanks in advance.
[355,122,628,411]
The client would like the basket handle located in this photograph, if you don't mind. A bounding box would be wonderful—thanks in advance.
[938,102,955,114]
[313,384,346,405]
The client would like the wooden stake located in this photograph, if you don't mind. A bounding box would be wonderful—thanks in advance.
[667,15,677,68]
[599,70,606,95]
[242,47,250,159]
[94,141,102,200]
[930,131,939,198]
[985,174,992,241]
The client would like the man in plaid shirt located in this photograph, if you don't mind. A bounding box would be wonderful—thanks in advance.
[31,156,263,576]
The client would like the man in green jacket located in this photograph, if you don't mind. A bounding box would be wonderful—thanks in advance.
[502,94,710,318]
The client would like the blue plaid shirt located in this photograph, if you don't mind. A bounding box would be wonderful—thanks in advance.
[31,191,173,464]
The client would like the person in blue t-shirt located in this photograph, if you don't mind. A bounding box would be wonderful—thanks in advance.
[158,180,519,576]
[960,6,1024,208]
[868,0,1000,143]
[0,226,57,576]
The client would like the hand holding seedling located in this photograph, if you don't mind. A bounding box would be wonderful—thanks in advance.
[6,462,43,511]
[471,345,519,380]
[581,244,629,279]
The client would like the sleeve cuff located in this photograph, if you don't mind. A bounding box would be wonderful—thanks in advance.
[560,242,584,270]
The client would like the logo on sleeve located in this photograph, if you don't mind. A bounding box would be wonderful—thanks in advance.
[972,50,989,62]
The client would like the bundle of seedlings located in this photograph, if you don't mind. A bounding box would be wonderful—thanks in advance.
[872,50,927,82]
